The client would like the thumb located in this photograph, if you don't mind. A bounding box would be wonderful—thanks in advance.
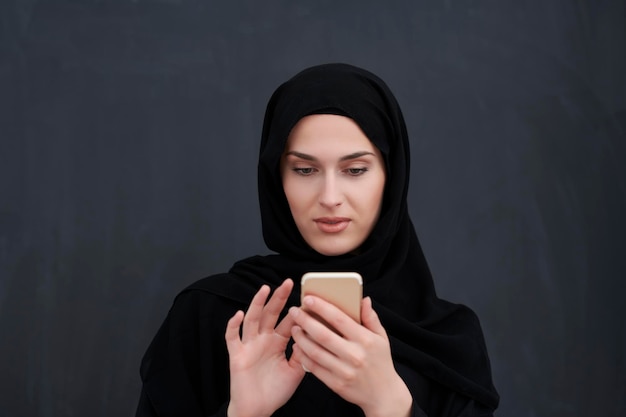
[361,297,386,336]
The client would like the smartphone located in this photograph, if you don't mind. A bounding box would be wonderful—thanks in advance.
[300,272,363,324]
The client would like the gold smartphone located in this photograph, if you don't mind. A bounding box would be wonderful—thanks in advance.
[300,272,363,324]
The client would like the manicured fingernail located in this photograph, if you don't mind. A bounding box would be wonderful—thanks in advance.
[289,307,299,317]
[303,296,313,306]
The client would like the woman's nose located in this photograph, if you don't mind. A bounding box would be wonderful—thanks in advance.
[319,175,343,208]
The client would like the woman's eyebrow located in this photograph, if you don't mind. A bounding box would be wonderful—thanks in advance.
[285,151,316,161]
[339,151,376,161]
[284,151,375,161]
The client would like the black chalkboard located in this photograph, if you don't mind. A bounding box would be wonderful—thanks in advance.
[1,1,625,416]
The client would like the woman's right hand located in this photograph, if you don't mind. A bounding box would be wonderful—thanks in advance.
[225,279,306,417]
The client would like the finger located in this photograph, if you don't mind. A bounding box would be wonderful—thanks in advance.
[241,285,270,342]
[361,297,387,337]
[301,295,364,340]
[288,343,307,373]
[274,309,297,338]
[290,342,309,372]
[289,305,347,353]
[291,325,350,378]
[259,279,293,332]
[292,330,367,398]
[225,310,244,354]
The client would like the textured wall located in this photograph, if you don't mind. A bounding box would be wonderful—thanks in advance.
[1,1,625,416]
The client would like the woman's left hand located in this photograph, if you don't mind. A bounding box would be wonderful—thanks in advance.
[289,296,413,417]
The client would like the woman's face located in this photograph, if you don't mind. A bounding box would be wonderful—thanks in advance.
[280,114,386,256]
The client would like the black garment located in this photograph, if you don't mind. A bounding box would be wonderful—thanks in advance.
[137,64,499,416]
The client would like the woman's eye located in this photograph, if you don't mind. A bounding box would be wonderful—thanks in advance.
[293,167,315,176]
[346,167,368,176]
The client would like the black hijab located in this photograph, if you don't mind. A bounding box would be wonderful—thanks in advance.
[191,63,499,409]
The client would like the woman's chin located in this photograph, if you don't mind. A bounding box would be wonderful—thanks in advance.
[308,240,361,257]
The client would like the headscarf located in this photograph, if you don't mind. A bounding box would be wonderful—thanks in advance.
[192,63,499,409]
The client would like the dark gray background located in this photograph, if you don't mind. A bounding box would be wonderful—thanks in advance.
[1,1,625,416]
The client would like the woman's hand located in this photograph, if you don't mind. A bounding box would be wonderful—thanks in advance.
[289,296,413,417]
[225,279,306,417]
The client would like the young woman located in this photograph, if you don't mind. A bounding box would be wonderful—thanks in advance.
[136,63,499,417]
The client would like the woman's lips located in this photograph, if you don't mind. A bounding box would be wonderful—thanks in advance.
[314,217,350,233]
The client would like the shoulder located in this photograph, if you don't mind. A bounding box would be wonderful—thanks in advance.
[179,272,259,305]
[139,274,248,376]
[168,273,251,320]
[425,298,486,332]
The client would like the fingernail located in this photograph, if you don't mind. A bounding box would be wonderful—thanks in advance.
[289,307,299,317]
[303,296,313,306]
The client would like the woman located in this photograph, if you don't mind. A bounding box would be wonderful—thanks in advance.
[136,63,499,417]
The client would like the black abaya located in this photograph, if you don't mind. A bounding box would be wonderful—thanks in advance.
[136,63,499,416]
